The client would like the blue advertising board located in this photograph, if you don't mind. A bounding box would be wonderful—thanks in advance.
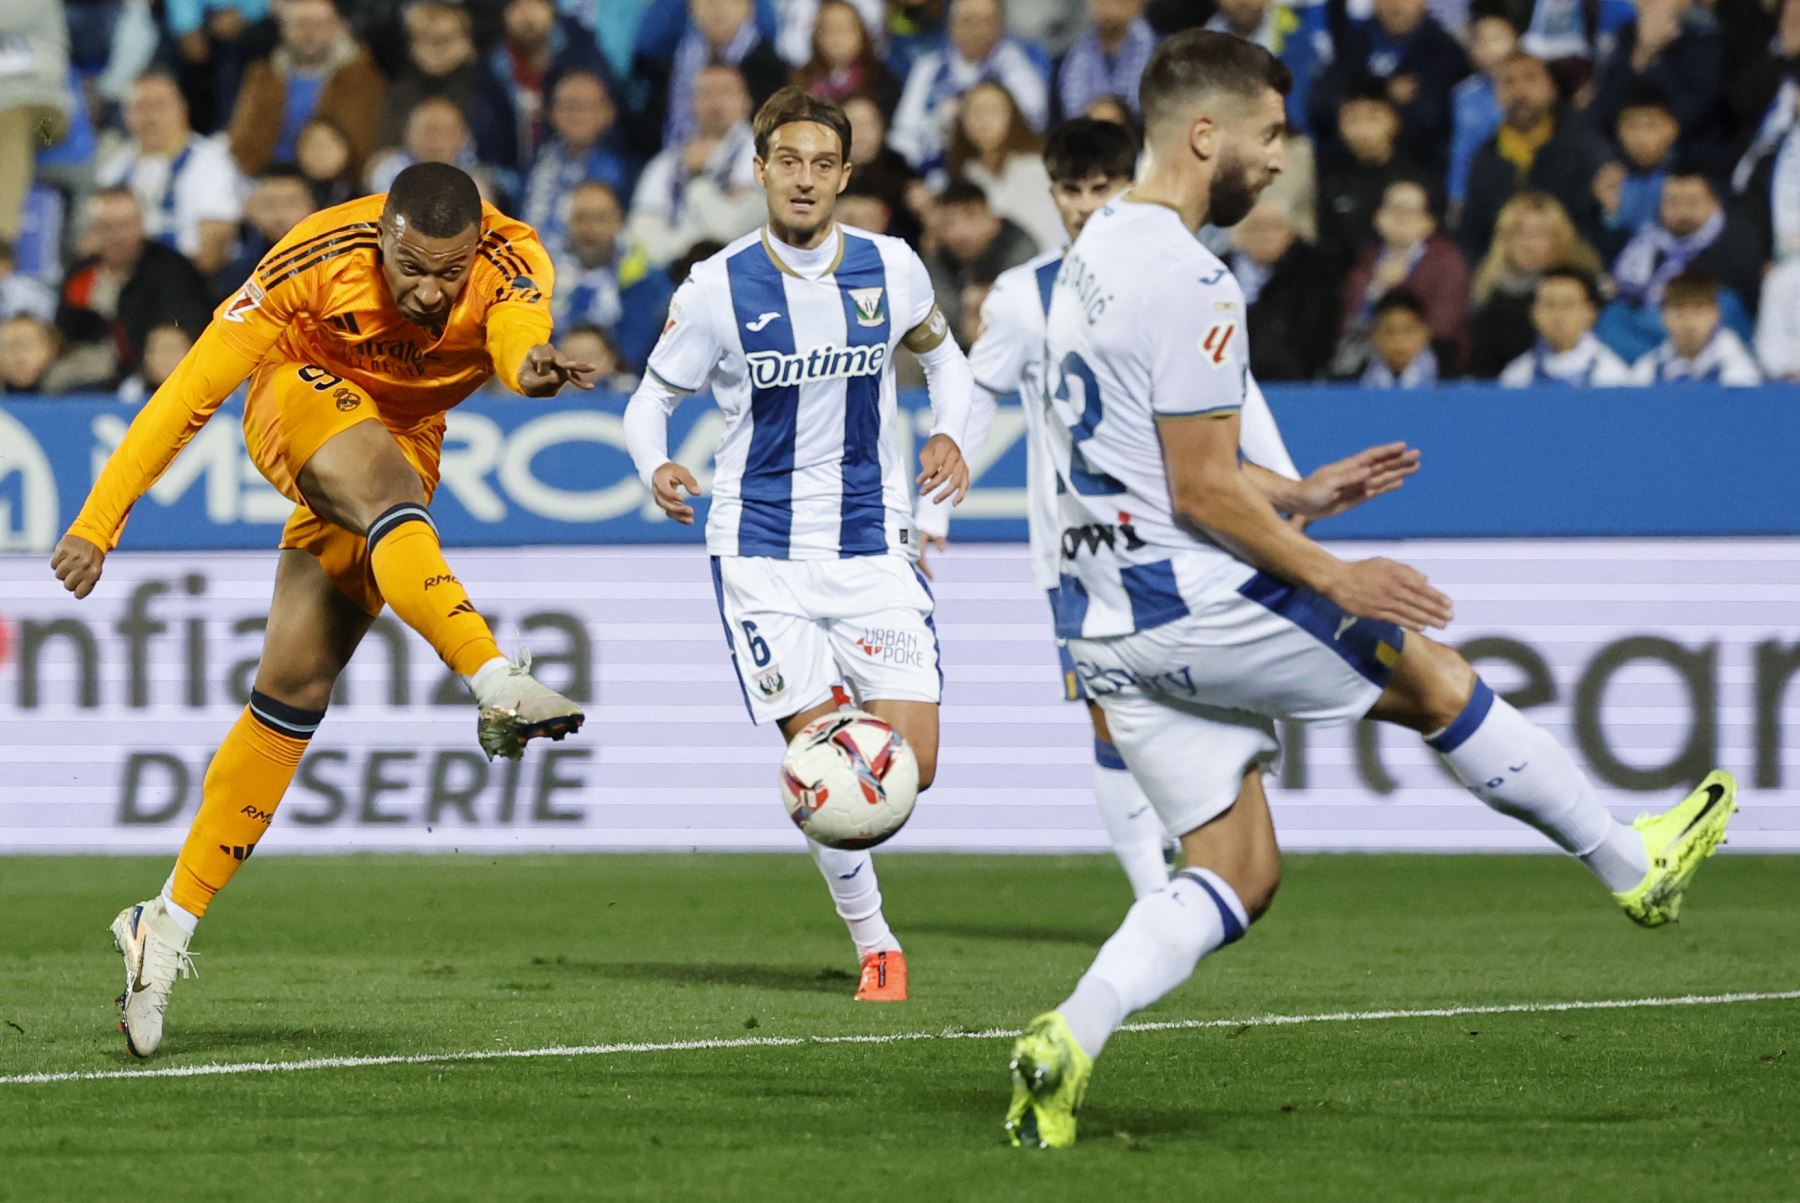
[1,383,1796,554]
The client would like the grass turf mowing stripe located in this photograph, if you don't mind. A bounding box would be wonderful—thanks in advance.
[4,989,1796,1087]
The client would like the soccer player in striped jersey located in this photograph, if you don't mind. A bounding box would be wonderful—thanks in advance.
[624,88,975,1003]
[1003,31,1737,1148]
[49,164,593,1057]
[919,116,1419,902]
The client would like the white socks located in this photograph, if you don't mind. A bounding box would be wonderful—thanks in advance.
[159,876,200,935]
[463,655,511,699]
[1430,682,1649,892]
[806,840,901,958]
[1058,868,1248,1060]
[1092,741,1171,900]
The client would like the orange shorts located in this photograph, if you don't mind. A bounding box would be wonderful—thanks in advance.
[243,359,446,616]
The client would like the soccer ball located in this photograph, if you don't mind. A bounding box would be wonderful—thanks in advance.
[779,709,919,850]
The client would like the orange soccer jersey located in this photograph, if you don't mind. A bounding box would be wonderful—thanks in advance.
[66,194,555,555]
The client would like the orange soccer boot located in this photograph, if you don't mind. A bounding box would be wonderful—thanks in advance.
[854,950,908,1001]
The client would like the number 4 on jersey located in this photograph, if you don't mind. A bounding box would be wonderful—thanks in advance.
[1201,321,1236,366]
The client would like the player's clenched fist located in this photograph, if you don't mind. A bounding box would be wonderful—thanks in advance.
[516,344,598,397]
[51,533,106,599]
[651,461,702,524]
[1323,556,1455,632]
[915,433,969,505]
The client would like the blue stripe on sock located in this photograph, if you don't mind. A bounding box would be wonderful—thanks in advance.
[1428,678,1495,753]
[1093,737,1126,771]
[1180,869,1246,945]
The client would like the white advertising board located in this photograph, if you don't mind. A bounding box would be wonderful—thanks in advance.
[0,541,1795,853]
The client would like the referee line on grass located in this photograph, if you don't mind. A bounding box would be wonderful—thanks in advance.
[4,989,1795,1087]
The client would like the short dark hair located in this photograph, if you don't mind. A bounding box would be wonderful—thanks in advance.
[1664,167,1717,197]
[1618,81,1674,118]
[1044,117,1138,185]
[256,161,311,186]
[1539,265,1602,307]
[382,162,482,237]
[1372,290,1427,323]
[752,85,853,161]
[937,179,991,209]
[1140,29,1291,134]
[1661,268,1720,307]
[1340,77,1397,111]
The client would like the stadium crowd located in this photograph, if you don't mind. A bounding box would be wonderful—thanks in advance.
[3,0,1800,400]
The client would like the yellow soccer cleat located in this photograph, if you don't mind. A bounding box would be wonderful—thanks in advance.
[1614,769,1738,927]
[1004,1012,1094,1149]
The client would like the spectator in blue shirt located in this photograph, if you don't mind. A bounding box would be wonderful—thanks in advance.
[1447,13,1516,216]
[521,70,632,259]
[1587,0,1728,170]
[1058,0,1158,120]
[632,0,788,160]
[374,1,519,180]
[555,180,673,374]
[1205,0,1330,136]
[490,0,621,173]
[1592,85,1680,258]
[891,0,1051,179]
[1311,0,1471,174]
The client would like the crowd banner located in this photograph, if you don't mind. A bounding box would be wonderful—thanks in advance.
[3,383,1799,554]
[1,543,1795,854]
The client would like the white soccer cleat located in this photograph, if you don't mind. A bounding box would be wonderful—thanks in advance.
[471,651,586,760]
[109,897,197,1059]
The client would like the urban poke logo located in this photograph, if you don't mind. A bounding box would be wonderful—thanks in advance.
[745,344,887,389]
[855,628,925,668]
[0,407,60,553]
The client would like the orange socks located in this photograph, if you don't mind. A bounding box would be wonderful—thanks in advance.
[365,503,501,676]
[167,693,323,918]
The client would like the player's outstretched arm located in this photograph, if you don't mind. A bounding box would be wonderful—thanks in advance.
[512,344,598,397]
[1244,442,1421,522]
[1159,414,1453,631]
[51,323,263,598]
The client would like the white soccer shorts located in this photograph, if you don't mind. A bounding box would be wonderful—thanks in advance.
[709,553,942,725]
[1068,570,1408,833]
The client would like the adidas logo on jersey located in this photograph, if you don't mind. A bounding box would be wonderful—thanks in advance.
[745,344,888,389]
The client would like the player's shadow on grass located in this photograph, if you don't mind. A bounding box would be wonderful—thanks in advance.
[131,1024,371,1060]
[535,958,854,994]
[906,920,1118,947]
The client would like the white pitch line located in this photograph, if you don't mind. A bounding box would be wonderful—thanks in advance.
[2,989,1795,1087]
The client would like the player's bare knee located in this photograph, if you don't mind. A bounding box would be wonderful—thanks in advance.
[1374,635,1478,733]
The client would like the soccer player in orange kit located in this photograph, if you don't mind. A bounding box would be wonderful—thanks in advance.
[49,163,594,1057]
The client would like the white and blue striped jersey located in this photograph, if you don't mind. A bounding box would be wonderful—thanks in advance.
[645,225,938,559]
[972,245,1300,595]
[1041,197,1263,639]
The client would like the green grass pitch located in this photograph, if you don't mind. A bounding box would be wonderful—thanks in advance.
[1,853,1795,1201]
